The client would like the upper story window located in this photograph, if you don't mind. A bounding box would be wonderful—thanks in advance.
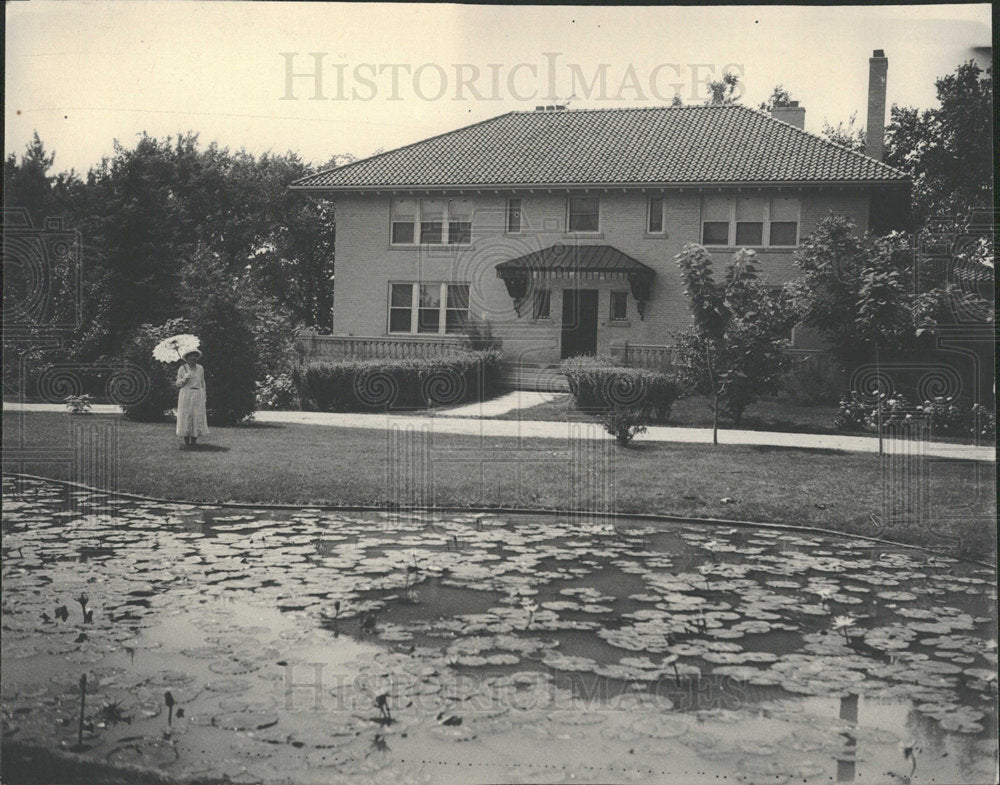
[567,196,600,233]
[391,198,473,245]
[701,195,801,247]
[648,196,665,234]
[506,198,522,233]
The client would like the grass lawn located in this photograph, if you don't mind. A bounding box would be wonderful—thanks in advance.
[3,411,994,561]
[496,393,839,431]
[497,393,981,445]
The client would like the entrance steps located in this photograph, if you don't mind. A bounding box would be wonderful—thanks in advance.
[500,362,570,392]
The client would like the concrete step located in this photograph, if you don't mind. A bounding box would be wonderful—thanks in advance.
[501,363,570,392]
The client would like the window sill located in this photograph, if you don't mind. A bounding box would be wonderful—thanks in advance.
[609,320,632,328]
[531,317,553,324]
[388,243,473,250]
[643,233,670,239]
[702,246,797,253]
[562,232,604,239]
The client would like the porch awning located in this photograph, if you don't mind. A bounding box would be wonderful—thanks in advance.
[496,244,655,317]
[495,244,654,283]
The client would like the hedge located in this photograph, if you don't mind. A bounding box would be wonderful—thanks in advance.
[293,350,503,412]
[561,356,682,423]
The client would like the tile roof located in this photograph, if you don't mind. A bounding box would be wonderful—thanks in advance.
[291,105,908,191]
[496,244,654,276]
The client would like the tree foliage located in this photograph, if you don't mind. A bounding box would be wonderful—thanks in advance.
[3,131,341,413]
[178,248,259,425]
[786,217,928,367]
[673,246,795,435]
[704,72,742,105]
[821,112,866,153]
[758,85,791,113]
[884,61,993,223]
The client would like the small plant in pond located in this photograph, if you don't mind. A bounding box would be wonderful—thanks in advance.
[521,598,539,628]
[663,653,682,686]
[832,615,857,644]
[900,740,921,778]
[601,406,649,446]
[65,394,93,415]
[374,692,392,724]
[815,586,837,606]
[96,700,131,727]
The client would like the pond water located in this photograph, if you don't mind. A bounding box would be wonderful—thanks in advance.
[1,475,997,785]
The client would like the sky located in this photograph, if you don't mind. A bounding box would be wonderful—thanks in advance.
[4,2,993,175]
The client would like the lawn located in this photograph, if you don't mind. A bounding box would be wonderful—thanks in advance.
[496,393,982,445]
[3,411,994,560]
[496,393,839,431]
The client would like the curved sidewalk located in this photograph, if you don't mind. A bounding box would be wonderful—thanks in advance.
[5,401,994,462]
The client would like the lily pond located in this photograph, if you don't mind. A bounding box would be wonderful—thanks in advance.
[1,476,997,785]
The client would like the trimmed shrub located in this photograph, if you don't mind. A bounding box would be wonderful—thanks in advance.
[601,407,649,446]
[561,356,681,422]
[293,350,503,412]
[120,318,192,422]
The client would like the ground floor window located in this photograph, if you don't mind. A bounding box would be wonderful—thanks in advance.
[389,282,470,335]
[610,291,628,321]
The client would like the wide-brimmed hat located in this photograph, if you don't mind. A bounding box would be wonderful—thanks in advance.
[182,349,202,360]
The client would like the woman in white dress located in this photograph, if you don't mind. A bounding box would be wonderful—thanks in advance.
[175,349,209,447]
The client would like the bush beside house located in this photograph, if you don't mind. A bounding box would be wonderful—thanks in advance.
[561,356,682,423]
[293,350,503,412]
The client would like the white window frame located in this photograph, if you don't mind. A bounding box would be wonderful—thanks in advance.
[647,196,666,234]
[700,195,801,248]
[566,195,601,234]
[390,199,473,247]
[387,282,471,335]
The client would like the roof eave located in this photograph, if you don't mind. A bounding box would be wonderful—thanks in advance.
[289,178,910,194]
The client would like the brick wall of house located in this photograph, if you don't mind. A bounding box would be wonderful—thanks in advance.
[331,189,872,364]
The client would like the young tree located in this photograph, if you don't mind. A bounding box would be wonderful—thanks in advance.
[786,216,935,375]
[673,246,795,441]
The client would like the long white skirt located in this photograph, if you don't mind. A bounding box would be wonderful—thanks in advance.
[176,388,209,437]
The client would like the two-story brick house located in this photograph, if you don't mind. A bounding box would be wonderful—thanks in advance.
[291,99,908,371]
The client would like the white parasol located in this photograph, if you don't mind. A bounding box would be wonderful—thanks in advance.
[152,334,201,363]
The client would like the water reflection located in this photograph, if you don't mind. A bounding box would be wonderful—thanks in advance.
[837,693,859,782]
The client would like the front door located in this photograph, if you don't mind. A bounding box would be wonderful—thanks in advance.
[560,289,599,359]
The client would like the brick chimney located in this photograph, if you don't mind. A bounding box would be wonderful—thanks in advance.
[866,50,888,160]
[771,100,805,129]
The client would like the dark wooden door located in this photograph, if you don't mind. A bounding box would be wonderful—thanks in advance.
[560,289,599,358]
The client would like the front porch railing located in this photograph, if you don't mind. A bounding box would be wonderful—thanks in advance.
[295,330,468,362]
[612,343,834,375]
[612,342,674,371]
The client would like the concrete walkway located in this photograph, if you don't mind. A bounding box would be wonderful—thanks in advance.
[436,390,560,418]
[5,401,994,461]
